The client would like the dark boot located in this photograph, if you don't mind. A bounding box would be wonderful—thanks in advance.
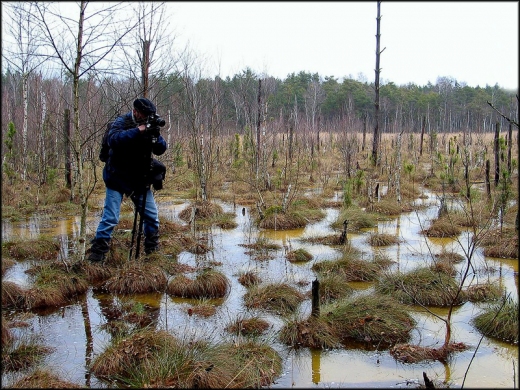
[87,238,110,262]
[144,232,160,255]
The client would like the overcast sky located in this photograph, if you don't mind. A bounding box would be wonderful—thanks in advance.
[169,1,519,89]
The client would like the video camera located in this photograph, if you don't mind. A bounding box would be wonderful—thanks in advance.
[145,113,166,137]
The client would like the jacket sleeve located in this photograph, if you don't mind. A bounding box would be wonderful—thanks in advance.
[107,114,140,149]
[152,135,168,156]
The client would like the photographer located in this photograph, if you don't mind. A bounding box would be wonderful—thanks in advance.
[87,98,167,262]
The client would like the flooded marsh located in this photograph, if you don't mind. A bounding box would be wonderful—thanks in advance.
[2,189,518,388]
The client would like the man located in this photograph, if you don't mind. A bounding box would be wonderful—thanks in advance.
[87,98,167,262]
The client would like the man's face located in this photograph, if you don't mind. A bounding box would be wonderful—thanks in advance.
[133,109,147,123]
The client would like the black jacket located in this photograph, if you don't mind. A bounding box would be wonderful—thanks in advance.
[103,112,167,195]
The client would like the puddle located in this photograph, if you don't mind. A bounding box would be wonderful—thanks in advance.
[1,190,518,388]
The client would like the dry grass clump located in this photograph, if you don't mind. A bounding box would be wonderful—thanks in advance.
[434,249,465,263]
[91,328,282,388]
[375,267,467,306]
[78,261,114,283]
[237,271,262,287]
[479,227,518,259]
[258,207,308,230]
[7,368,82,389]
[368,232,399,246]
[465,282,503,303]
[2,333,55,372]
[104,262,167,294]
[430,258,457,276]
[178,200,224,224]
[243,282,305,314]
[20,263,90,309]
[90,328,177,379]
[2,281,26,309]
[1,257,16,275]
[286,248,313,262]
[422,216,462,238]
[3,236,60,260]
[390,341,468,363]
[2,318,13,345]
[366,198,402,216]
[279,317,340,349]
[333,207,378,231]
[312,251,389,282]
[188,300,217,317]
[240,237,281,251]
[167,269,230,299]
[225,315,270,336]
[321,294,416,346]
[472,298,518,344]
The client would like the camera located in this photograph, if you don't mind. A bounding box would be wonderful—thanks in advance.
[145,113,166,137]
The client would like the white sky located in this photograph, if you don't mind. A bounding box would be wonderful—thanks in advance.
[169,1,519,89]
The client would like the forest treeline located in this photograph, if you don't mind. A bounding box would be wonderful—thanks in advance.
[1,67,517,175]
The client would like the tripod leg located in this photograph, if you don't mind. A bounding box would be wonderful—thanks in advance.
[134,189,148,259]
[128,204,140,261]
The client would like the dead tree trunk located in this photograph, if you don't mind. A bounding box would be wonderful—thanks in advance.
[371,1,383,166]
[494,121,500,186]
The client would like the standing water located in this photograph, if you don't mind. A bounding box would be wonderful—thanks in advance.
[2,189,518,388]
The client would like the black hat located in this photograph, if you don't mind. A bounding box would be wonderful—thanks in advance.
[133,98,156,115]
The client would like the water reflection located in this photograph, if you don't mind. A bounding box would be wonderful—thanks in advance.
[1,190,518,388]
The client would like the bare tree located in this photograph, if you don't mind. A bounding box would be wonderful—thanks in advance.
[371,1,384,166]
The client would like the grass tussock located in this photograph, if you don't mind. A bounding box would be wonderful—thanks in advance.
[7,369,82,389]
[479,227,518,259]
[188,300,217,317]
[375,267,467,306]
[237,271,262,287]
[258,208,308,230]
[167,269,230,299]
[3,236,60,260]
[2,333,55,372]
[472,298,518,344]
[390,341,468,363]
[366,198,402,216]
[434,249,465,263]
[243,282,305,314]
[368,232,399,246]
[320,294,416,346]
[225,316,270,336]
[286,248,313,262]
[91,328,282,388]
[1,257,16,276]
[332,207,378,231]
[313,272,354,304]
[465,283,503,303]
[279,317,340,349]
[104,262,167,294]
[312,251,389,282]
[422,216,462,238]
[178,200,224,224]
[2,281,26,309]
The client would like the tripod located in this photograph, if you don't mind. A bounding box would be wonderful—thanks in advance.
[128,132,157,261]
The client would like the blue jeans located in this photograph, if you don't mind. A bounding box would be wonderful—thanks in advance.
[95,187,160,240]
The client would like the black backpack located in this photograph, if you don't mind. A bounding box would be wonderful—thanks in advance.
[99,121,114,163]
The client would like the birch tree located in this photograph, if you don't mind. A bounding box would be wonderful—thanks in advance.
[2,2,47,181]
